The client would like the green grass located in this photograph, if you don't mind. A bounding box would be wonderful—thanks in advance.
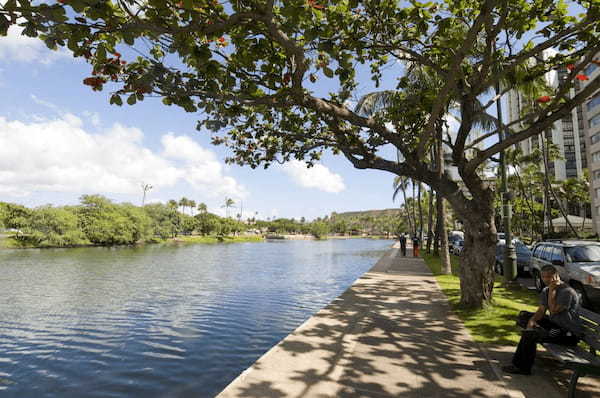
[0,236,36,249]
[172,235,264,244]
[422,253,538,345]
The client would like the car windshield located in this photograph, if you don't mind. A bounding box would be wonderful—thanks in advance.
[565,245,600,262]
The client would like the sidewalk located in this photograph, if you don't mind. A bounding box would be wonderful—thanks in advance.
[215,247,589,397]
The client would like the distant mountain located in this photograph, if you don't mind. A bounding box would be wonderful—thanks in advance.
[330,209,401,219]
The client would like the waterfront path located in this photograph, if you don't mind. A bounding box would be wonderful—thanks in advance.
[215,246,584,397]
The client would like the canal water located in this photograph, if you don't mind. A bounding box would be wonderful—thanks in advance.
[0,238,391,397]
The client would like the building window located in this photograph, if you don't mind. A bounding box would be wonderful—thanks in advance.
[585,63,599,77]
[591,114,600,128]
[592,151,600,162]
[592,133,600,144]
[594,170,600,180]
[596,188,600,198]
[588,94,600,112]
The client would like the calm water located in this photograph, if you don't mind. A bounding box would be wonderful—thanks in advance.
[0,238,391,398]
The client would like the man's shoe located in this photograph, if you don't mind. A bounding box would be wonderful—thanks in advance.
[502,364,531,375]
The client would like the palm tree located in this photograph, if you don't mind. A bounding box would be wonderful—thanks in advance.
[167,199,178,209]
[197,202,208,214]
[393,176,414,236]
[189,200,196,216]
[178,197,188,214]
[221,197,235,218]
[140,182,152,206]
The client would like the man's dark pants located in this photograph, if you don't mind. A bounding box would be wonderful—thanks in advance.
[513,311,579,373]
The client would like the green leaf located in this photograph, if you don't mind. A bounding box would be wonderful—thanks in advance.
[110,94,123,106]
[127,94,137,105]
[22,23,38,38]
[96,44,106,62]
[323,66,334,78]
[0,14,9,36]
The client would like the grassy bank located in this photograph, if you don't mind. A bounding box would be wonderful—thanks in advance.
[422,253,538,345]
[0,236,34,249]
[0,234,264,249]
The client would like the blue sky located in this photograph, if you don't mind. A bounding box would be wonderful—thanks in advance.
[0,26,402,220]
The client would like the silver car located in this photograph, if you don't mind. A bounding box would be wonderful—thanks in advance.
[529,240,600,311]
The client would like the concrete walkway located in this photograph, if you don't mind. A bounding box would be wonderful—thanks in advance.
[215,247,591,398]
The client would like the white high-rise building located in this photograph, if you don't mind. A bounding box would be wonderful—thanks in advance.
[507,50,587,182]
[582,58,600,233]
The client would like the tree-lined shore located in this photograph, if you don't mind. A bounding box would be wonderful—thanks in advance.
[0,196,402,249]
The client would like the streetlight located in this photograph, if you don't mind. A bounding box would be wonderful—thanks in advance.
[495,82,518,281]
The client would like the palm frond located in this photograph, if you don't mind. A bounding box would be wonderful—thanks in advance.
[355,90,396,117]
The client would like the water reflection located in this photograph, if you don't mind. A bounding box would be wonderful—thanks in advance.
[0,238,391,397]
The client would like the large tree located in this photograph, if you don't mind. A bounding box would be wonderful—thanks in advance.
[3,0,600,308]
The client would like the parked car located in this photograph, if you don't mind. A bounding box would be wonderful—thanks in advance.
[529,240,600,311]
[448,234,463,254]
[451,240,464,256]
[494,240,532,275]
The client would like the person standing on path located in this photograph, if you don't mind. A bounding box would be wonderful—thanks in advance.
[412,235,420,257]
[399,234,407,256]
[502,265,583,375]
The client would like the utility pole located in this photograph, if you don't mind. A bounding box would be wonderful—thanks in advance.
[495,83,517,281]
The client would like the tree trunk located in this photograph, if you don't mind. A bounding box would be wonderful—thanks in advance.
[417,182,424,241]
[435,124,451,273]
[434,194,441,255]
[411,180,417,236]
[437,196,451,274]
[426,186,435,253]
[459,210,496,308]
[401,185,414,236]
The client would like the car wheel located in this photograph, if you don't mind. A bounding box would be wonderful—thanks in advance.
[571,282,591,309]
[533,270,544,292]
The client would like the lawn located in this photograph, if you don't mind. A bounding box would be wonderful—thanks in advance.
[422,253,539,345]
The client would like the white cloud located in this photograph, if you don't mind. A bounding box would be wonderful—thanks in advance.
[161,134,247,198]
[0,115,246,199]
[83,111,101,127]
[0,26,71,64]
[281,160,345,193]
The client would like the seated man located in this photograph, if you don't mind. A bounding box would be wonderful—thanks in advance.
[502,264,584,375]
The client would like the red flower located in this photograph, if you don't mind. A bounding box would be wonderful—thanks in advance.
[113,52,121,58]
[536,95,551,103]
[217,36,226,43]
[307,0,325,9]
[283,73,291,84]
[566,64,575,71]
[576,74,589,81]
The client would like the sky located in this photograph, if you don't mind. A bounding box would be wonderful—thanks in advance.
[0,25,402,221]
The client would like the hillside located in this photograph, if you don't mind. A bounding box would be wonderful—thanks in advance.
[330,209,401,219]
